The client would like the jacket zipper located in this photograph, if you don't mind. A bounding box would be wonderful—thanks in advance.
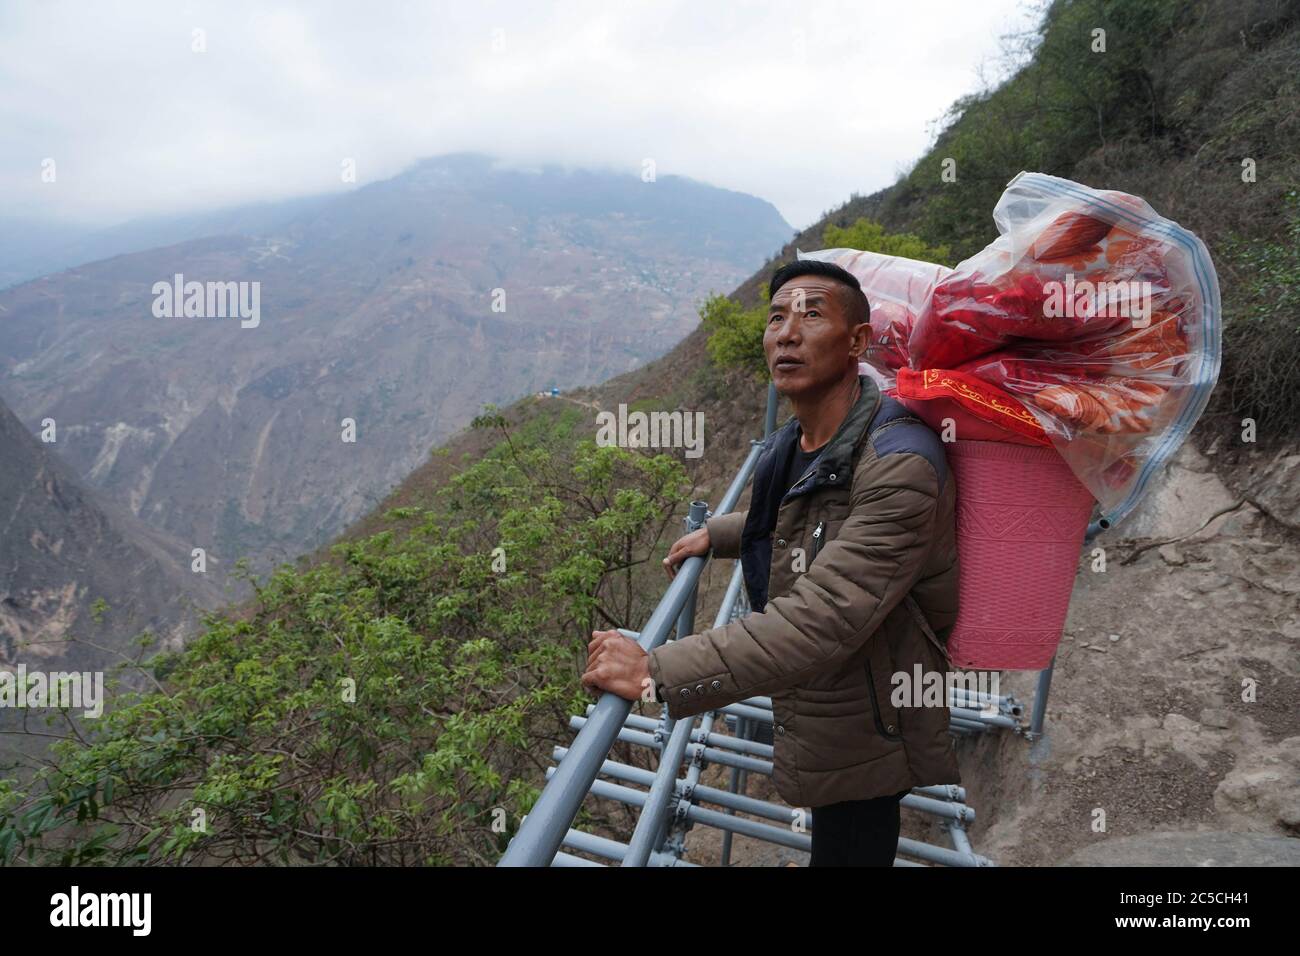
[784,463,818,501]
[865,658,903,741]
[810,520,825,560]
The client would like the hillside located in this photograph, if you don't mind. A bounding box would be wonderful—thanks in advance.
[0,395,221,769]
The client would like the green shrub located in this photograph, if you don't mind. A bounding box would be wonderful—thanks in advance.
[822,219,953,266]
[0,420,689,866]
[1218,188,1300,435]
[701,293,769,380]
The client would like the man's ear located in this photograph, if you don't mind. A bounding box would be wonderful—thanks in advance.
[848,321,871,360]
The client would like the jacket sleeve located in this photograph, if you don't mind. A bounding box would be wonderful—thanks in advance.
[647,452,940,720]
[704,510,746,560]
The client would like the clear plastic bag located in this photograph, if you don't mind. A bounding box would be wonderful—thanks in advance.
[796,247,952,390]
[799,172,1222,529]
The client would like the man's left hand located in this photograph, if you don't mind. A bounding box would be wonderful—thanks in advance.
[582,630,653,702]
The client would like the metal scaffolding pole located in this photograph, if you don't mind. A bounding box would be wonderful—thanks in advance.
[498,441,763,867]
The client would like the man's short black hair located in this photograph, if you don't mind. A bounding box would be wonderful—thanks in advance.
[768,259,870,329]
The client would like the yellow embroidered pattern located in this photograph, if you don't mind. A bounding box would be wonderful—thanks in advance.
[921,370,1045,433]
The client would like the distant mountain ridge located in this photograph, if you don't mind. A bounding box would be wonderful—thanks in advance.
[0,193,337,292]
[0,152,793,576]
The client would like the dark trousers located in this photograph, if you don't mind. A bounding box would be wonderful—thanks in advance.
[809,789,910,866]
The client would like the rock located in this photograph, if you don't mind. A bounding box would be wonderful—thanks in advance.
[1162,713,1200,734]
[1108,633,1121,643]
[1199,708,1231,729]
[1158,544,1185,565]
[1213,506,1262,538]
[1247,451,1300,532]
[1214,737,1300,831]
[1279,798,1300,832]
[1060,831,1300,866]
[1190,572,1231,593]
[1113,443,1239,541]
[1244,556,1300,594]
[1242,539,1281,554]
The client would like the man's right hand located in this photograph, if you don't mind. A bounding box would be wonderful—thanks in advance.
[663,526,711,578]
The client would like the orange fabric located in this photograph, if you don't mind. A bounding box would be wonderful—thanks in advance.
[1031,210,1112,262]
[1033,378,1167,434]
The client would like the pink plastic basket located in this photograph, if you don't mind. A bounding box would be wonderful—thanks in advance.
[945,440,1095,670]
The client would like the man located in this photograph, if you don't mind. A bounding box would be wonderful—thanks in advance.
[582,259,960,866]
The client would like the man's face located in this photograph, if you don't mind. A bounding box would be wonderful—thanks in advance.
[764,275,866,398]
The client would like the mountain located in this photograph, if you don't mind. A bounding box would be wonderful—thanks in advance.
[0,152,793,576]
[0,194,337,292]
[0,393,220,758]
[0,219,92,291]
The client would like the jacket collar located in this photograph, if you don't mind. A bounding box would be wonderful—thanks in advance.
[736,374,882,613]
[770,373,882,500]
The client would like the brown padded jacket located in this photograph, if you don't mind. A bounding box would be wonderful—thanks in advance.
[646,374,961,808]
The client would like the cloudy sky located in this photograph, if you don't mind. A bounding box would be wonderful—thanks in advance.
[1,0,1040,230]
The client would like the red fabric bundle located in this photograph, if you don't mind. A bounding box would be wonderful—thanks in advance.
[805,172,1221,525]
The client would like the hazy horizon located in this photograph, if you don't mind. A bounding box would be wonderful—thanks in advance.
[1,0,1039,232]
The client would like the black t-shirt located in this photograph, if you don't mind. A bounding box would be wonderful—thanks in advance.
[782,431,826,499]
[655,427,826,702]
